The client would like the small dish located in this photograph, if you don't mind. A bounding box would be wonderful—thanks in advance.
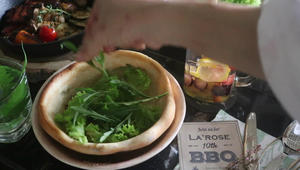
[0,0,87,59]
[31,64,186,169]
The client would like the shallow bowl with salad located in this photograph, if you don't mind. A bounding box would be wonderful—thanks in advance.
[37,50,176,155]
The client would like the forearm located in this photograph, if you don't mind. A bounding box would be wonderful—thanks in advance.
[196,4,263,79]
[143,1,264,79]
[79,0,264,79]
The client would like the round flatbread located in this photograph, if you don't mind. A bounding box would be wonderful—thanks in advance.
[38,50,176,155]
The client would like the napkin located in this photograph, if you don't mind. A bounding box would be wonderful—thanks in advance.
[212,110,300,170]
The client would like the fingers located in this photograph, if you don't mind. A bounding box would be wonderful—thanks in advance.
[77,36,147,61]
[146,41,162,50]
[76,6,103,61]
[76,29,102,61]
[77,41,151,62]
[76,45,100,62]
[76,1,150,61]
[103,45,116,53]
[132,39,146,50]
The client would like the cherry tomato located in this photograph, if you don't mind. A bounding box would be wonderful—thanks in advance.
[39,26,57,42]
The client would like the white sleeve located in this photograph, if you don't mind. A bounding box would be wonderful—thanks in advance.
[258,0,300,121]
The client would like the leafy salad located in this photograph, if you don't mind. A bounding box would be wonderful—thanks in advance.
[55,43,167,144]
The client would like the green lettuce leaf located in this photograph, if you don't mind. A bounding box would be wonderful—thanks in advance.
[85,123,103,143]
[66,115,88,143]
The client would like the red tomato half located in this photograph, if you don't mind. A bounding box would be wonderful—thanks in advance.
[39,26,57,42]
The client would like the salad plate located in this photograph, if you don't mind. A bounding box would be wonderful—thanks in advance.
[31,61,186,169]
[38,50,176,155]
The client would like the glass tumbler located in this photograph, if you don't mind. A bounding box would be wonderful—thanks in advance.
[0,57,32,143]
[184,49,254,113]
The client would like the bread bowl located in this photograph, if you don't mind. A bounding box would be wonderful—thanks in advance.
[38,50,176,155]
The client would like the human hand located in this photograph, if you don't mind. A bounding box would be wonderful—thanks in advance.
[76,0,221,61]
[76,0,163,61]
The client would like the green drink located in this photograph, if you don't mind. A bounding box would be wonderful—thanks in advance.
[0,58,32,143]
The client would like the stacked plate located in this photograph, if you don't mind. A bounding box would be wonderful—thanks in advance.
[31,50,186,169]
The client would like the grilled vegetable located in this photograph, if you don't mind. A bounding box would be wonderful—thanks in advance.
[15,30,39,44]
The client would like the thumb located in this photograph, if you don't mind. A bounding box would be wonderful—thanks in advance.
[76,35,101,62]
[76,46,100,62]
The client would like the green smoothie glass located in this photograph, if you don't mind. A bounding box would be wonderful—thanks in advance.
[0,57,32,143]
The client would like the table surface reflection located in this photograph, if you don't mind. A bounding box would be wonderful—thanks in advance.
[0,47,293,170]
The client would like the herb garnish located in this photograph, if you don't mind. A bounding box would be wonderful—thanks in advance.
[0,42,27,98]
[40,5,71,16]
[221,0,261,6]
[56,42,168,143]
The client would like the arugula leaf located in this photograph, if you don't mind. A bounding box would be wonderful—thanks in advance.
[100,128,114,143]
[60,40,106,78]
[90,52,109,78]
[73,112,79,126]
[60,41,78,52]
[70,106,116,122]
[109,79,149,98]
[103,106,139,119]
[96,52,106,70]
[117,92,168,106]
[83,92,104,103]
[99,112,133,142]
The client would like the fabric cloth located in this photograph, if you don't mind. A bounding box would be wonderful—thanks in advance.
[258,0,300,121]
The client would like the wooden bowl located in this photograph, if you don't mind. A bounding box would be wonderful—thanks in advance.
[38,50,176,155]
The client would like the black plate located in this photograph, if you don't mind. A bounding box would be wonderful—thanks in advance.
[0,0,84,60]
